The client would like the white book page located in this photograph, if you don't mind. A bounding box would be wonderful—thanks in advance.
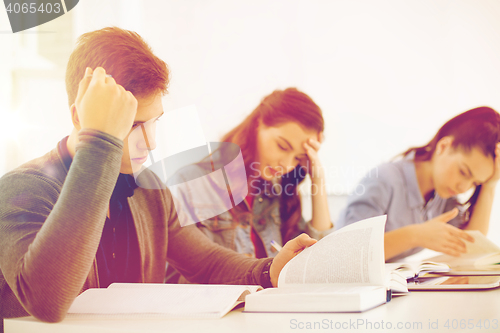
[260,285,383,295]
[107,283,261,302]
[386,261,449,279]
[429,253,498,268]
[464,231,500,254]
[278,215,386,287]
[68,284,260,318]
[429,232,500,267]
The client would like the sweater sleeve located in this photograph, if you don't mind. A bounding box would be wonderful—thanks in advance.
[0,130,123,323]
[301,218,335,240]
[164,192,272,286]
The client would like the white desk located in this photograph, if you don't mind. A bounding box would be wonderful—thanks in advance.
[5,288,500,333]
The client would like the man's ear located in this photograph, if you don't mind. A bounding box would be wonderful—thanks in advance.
[436,136,453,155]
[70,104,81,130]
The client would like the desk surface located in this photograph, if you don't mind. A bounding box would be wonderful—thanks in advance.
[5,287,500,333]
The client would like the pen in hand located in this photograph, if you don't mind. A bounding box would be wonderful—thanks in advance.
[270,240,282,252]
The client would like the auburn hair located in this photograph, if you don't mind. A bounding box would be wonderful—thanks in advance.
[402,106,500,216]
[65,27,169,106]
[222,88,324,243]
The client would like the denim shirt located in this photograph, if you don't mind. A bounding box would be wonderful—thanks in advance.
[200,189,284,258]
[167,163,332,259]
[336,154,468,261]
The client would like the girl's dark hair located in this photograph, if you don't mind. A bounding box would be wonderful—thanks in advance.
[402,106,500,215]
[222,88,324,242]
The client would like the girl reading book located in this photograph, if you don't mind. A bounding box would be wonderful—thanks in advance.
[168,88,333,261]
[336,107,500,261]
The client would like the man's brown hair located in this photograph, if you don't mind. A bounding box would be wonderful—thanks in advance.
[65,27,169,106]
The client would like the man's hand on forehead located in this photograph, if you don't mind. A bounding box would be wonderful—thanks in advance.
[74,67,138,141]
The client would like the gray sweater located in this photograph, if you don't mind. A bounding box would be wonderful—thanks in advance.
[0,130,271,331]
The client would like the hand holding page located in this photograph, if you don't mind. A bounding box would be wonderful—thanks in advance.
[277,216,385,286]
[245,215,392,313]
[429,230,500,267]
[463,230,500,254]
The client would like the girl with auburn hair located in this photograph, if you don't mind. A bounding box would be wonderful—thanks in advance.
[336,107,500,261]
[168,88,333,265]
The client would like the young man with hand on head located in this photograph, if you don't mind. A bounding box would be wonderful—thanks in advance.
[0,27,315,330]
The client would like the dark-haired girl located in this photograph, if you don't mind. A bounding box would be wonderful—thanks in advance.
[337,107,500,261]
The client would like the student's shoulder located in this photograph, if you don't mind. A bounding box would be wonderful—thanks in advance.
[0,149,65,214]
[0,148,66,193]
[362,160,406,186]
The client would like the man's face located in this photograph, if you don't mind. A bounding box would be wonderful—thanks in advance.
[121,93,164,174]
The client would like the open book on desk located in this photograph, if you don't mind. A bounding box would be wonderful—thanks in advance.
[245,215,402,313]
[68,283,261,318]
[437,265,500,276]
[429,230,500,268]
[386,261,450,280]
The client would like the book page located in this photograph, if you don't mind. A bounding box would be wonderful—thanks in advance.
[464,231,500,254]
[386,261,449,280]
[106,283,261,301]
[384,269,409,294]
[428,232,500,267]
[278,215,386,287]
[68,284,260,318]
[429,253,500,268]
[258,285,383,295]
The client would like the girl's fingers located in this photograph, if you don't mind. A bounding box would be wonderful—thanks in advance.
[441,244,462,257]
[452,228,474,242]
[298,157,309,168]
[446,235,467,251]
[306,138,321,151]
[303,143,317,159]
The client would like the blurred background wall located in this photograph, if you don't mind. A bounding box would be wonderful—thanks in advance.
[1,0,499,239]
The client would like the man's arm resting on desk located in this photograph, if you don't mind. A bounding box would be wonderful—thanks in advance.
[0,130,122,322]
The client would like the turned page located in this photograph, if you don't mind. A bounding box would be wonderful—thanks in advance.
[278,215,386,287]
[429,230,500,267]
